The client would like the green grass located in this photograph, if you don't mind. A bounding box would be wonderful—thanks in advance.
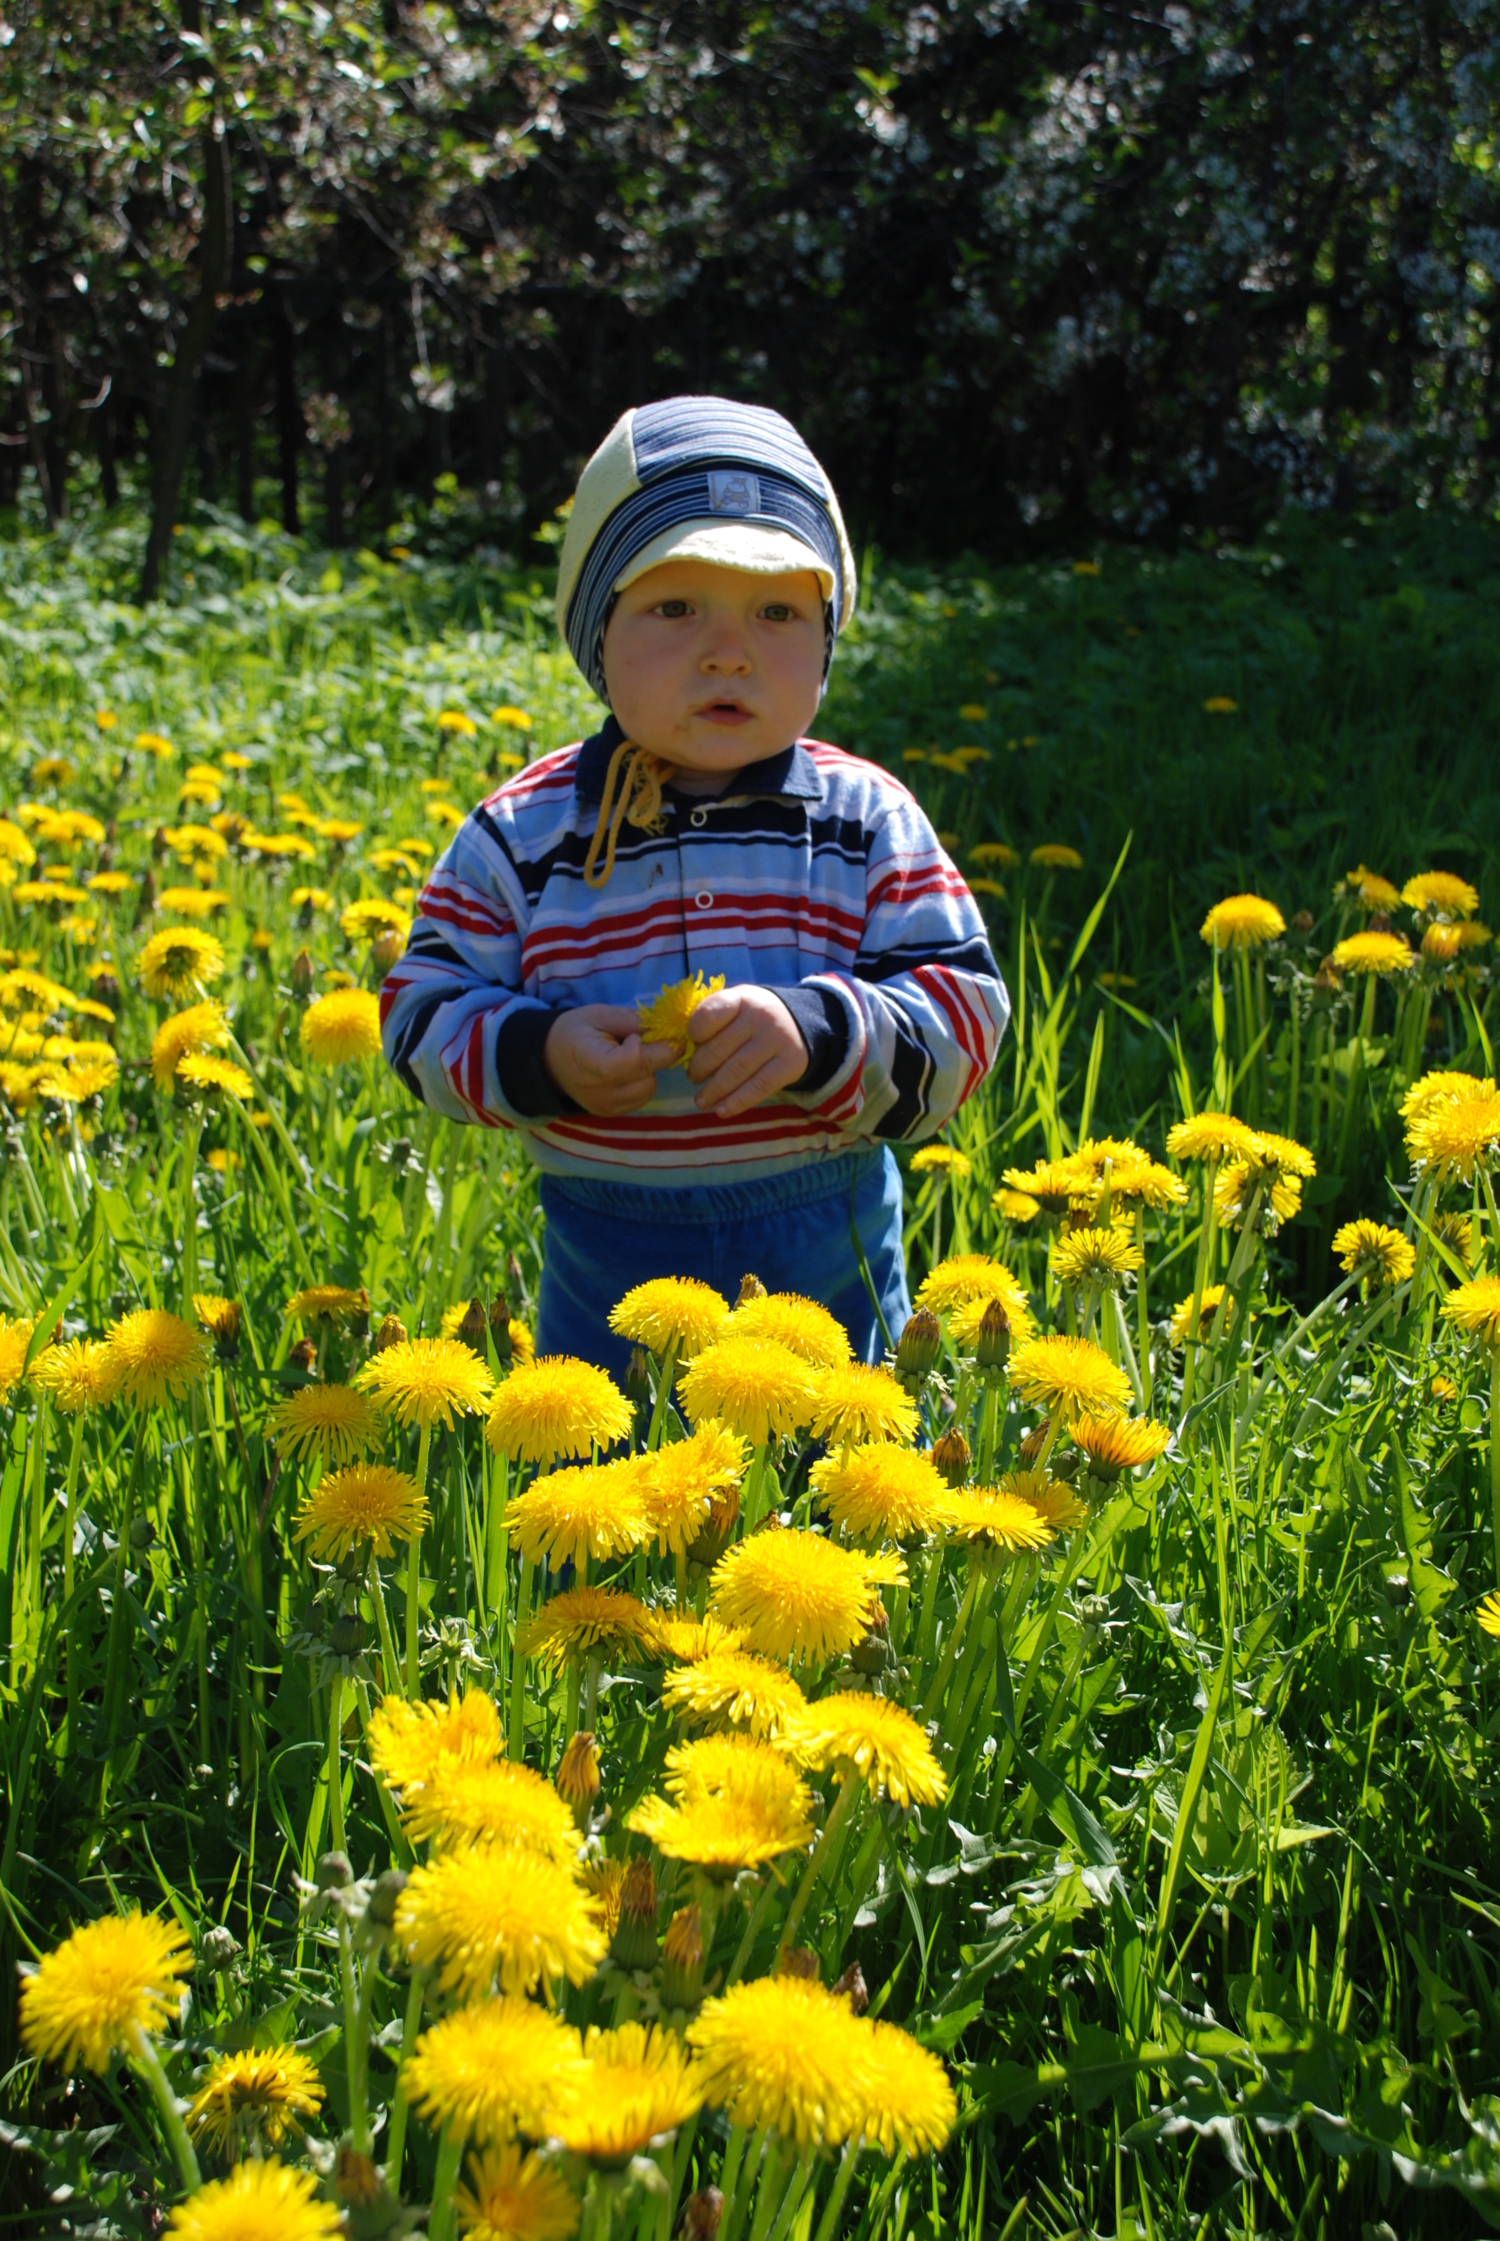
[1,502,1500,2239]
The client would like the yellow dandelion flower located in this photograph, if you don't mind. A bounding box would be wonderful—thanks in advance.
[1236,1129,1316,1180]
[87,871,134,897]
[284,1285,367,1329]
[916,1255,1035,1337]
[149,1001,231,1091]
[1052,1226,1144,1289]
[493,706,533,729]
[647,1613,746,1664]
[1333,1219,1415,1288]
[939,1483,1055,1554]
[688,1977,869,2148]
[367,1690,502,1795]
[1441,1276,1500,1353]
[168,2164,342,2241]
[678,1337,824,1447]
[998,1159,1098,1218]
[1347,865,1400,911]
[186,2046,324,2153]
[357,1335,495,1430]
[722,1291,852,1367]
[402,1998,586,2146]
[0,819,37,868]
[1407,1090,1500,1182]
[519,1585,656,1668]
[455,2145,580,2241]
[854,2021,957,2156]
[1434,1212,1476,1263]
[1477,1593,1500,1639]
[1402,1069,1493,1123]
[809,1361,918,1447]
[810,1441,949,1542]
[628,1754,815,1874]
[1070,1415,1172,1472]
[608,1275,729,1357]
[709,1531,904,1665]
[1164,1111,1259,1163]
[551,2023,704,2164]
[637,971,726,1060]
[1031,844,1083,869]
[105,1308,210,1407]
[1007,1468,1090,1534]
[506,1454,652,1568]
[400,1757,578,1862]
[396,1843,607,1999]
[157,886,229,920]
[1007,1333,1131,1421]
[138,926,224,1000]
[341,898,412,948]
[437,709,479,735]
[264,1383,379,1464]
[1200,894,1285,948]
[783,1691,946,1807]
[1424,922,1464,964]
[971,840,1019,868]
[909,1144,973,1179]
[1329,930,1415,976]
[301,988,383,1063]
[580,1859,625,1940]
[485,1355,632,1465]
[1106,1158,1189,1210]
[20,1909,192,2073]
[661,1647,807,1739]
[176,1052,252,1100]
[1214,1162,1302,1227]
[1403,870,1479,919]
[294,1462,427,1559]
[0,1316,39,1405]
[1170,1285,1227,1345]
[642,1421,748,1554]
[31,1337,121,1413]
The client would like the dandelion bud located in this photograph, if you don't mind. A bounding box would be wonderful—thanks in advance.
[1051,1449,1081,1483]
[291,948,315,996]
[556,1731,601,1828]
[134,868,156,923]
[774,1945,820,1981]
[90,968,120,1011]
[458,1297,488,1351]
[371,1314,406,1353]
[204,1299,241,1361]
[661,1903,705,2009]
[1291,909,1314,934]
[199,1924,240,1975]
[611,1857,659,1970]
[930,1427,970,1488]
[316,1851,353,1891]
[329,1611,366,1659]
[371,926,406,976]
[833,1960,869,2014]
[685,1485,740,1571]
[737,1272,768,1303]
[333,2151,383,2210]
[851,1602,891,1675]
[348,1287,370,1340]
[681,2190,724,2241]
[1367,910,1392,934]
[129,1516,157,1551]
[151,825,168,861]
[366,1868,409,1930]
[975,1300,1011,1371]
[1018,1423,1047,1463]
[895,1307,941,1387]
[624,1345,652,1406]
[488,1295,513,1365]
[287,1337,318,1376]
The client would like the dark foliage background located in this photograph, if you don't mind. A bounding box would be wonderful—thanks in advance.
[5,1,1500,582]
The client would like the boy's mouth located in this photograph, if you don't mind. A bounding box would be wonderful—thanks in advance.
[696,696,754,726]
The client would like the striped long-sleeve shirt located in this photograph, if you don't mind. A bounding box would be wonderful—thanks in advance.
[380,719,1009,1187]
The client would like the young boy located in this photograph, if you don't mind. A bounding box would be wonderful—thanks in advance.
[381,396,1009,1373]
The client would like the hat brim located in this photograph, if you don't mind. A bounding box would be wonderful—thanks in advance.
[612,520,837,602]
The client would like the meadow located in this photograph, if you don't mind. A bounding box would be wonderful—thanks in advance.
[2,501,1500,2241]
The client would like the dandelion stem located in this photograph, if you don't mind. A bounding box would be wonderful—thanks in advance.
[326,1670,346,1857]
[367,1547,401,1695]
[426,2125,465,2241]
[60,1412,83,1759]
[509,1555,534,1759]
[1489,1352,1500,1591]
[920,1561,981,1719]
[810,2138,864,2241]
[128,2025,201,2196]
[779,1773,864,1956]
[384,1969,427,2188]
[406,1421,432,1694]
[645,1339,680,1453]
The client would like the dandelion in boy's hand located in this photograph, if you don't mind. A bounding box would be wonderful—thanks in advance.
[405,1997,585,2145]
[1441,1276,1500,1352]
[1333,1219,1415,1290]
[186,2046,325,2155]
[519,1584,656,1667]
[138,926,225,1000]
[367,1690,503,1794]
[265,1383,378,1464]
[301,987,383,1062]
[485,1355,632,1465]
[661,1647,806,1738]
[1329,929,1415,975]
[20,1909,192,2072]
[358,1335,495,1429]
[105,1308,211,1407]
[551,2023,705,2163]
[723,1290,852,1367]
[783,1692,946,1807]
[637,971,726,1060]
[1007,1333,1131,1422]
[608,1274,729,1357]
[396,1842,607,1999]
[710,1529,903,1664]
[1403,870,1480,919]
[811,1440,948,1542]
[1199,894,1285,948]
[294,1462,428,1559]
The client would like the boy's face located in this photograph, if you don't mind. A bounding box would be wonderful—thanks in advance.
[600,558,826,777]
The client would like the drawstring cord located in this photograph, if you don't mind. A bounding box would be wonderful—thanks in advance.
[582,738,670,888]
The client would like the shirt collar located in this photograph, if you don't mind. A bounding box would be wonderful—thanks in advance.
[573,714,823,806]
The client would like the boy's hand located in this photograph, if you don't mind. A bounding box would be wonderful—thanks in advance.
[686,986,808,1116]
[543,1006,677,1115]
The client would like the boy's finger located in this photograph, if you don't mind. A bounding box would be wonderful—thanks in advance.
[583,1004,655,1041]
[687,988,742,1037]
[638,1039,679,1071]
[685,1016,754,1082]
[697,1059,783,1117]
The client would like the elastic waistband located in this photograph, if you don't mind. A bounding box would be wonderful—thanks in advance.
[540,1148,885,1227]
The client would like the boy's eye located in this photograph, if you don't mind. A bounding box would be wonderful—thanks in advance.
[654,599,693,618]
[760,603,795,621]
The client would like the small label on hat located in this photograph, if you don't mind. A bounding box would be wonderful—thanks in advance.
[708,470,760,515]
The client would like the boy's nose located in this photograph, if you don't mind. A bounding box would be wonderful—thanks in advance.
[700,630,752,674]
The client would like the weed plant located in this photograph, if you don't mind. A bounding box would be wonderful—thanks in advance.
[1,507,1499,2238]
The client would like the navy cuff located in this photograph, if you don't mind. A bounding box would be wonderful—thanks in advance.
[779,984,851,1095]
[495,1005,579,1119]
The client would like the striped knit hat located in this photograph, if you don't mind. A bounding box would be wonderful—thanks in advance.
[556,396,857,704]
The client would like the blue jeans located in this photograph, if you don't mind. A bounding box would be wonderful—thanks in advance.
[535,1148,912,1377]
